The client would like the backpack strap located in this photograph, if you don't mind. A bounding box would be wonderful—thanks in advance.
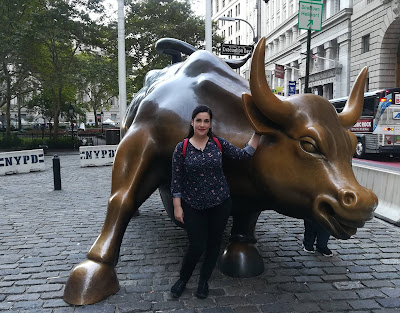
[183,137,222,159]
[182,138,189,158]
[213,136,222,152]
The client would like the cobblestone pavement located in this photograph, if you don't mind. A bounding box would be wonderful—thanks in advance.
[1,152,400,313]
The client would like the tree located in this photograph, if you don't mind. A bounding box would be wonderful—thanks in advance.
[76,52,118,127]
[0,0,38,136]
[124,0,224,94]
[24,0,105,137]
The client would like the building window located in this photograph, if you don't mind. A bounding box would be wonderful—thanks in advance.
[216,0,219,12]
[362,34,370,53]
[222,0,225,7]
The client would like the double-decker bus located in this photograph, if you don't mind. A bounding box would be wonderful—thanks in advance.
[330,88,400,158]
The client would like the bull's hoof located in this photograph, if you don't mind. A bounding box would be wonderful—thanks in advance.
[219,242,264,277]
[63,260,120,305]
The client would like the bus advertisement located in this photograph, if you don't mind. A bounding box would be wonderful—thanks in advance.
[330,88,400,158]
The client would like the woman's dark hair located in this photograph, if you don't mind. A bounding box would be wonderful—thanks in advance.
[186,105,215,138]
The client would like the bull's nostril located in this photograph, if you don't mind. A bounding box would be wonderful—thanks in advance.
[340,190,357,206]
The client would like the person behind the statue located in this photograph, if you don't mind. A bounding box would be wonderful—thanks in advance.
[170,105,260,299]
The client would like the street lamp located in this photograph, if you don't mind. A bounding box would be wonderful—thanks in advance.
[1,113,4,136]
[101,111,104,134]
[69,104,75,142]
[218,16,257,44]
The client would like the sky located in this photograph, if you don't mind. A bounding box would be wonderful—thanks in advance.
[102,0,206,18]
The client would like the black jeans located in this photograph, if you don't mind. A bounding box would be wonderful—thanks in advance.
[179,198,232,282]
[303,219,330,249]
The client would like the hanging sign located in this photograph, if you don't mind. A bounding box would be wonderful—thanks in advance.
[275,64,285,79]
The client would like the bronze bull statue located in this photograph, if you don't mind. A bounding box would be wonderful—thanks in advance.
[64,37,378,305]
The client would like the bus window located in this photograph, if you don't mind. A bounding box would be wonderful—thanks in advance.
[362,96,375,116]
[331,100,346,113]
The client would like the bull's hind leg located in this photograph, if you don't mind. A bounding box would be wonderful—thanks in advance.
[64,128,160,305]
[219,209,264,277]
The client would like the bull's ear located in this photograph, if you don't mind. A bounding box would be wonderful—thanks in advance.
[242,92,273,134]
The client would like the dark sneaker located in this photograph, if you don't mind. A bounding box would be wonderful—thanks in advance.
[195,280,209,299]
[171,278,187,298]
[302,244,315,253]
[316,246,333,257]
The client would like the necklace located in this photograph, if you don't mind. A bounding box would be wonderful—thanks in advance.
[190,137,208,151]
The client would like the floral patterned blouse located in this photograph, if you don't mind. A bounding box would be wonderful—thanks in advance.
[171,136,255,209]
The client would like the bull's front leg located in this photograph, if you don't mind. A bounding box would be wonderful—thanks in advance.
[64,128,160,305]
[219,209,264,277]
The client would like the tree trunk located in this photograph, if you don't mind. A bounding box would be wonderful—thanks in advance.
[3,62,12,137]
[94,108,98,127]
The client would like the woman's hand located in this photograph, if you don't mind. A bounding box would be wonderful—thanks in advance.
[248,133,261,150]
[174,206,184,224]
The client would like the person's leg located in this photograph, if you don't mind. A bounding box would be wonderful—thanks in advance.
[179,201,208,282]
[172,201,207,298]
[315,223,332,256]
[199,198,231,283]
[303,219,317,252]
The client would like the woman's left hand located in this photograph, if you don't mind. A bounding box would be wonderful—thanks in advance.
[248,133,261,150]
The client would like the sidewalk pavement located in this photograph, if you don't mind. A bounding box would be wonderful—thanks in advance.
[1,152,400,313]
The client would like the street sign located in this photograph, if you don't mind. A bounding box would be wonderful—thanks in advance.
[220,44,253,56]
[298,1,323,31]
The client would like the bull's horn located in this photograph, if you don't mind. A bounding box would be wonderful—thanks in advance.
[338,67,368,128]
[250,37,293,126]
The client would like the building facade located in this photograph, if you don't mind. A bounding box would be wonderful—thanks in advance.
[350,0,400,89]
[213,0,400,99]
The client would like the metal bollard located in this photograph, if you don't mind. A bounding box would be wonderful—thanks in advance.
[53,155,61,190]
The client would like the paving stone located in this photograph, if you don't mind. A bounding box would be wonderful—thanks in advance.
[233,305,261,313]
[348,299,381,310]
[6,293,41,301]
[356,289,386,299]
[260,302,293,312]
[319,300,352,311]
[2,153,400,312]
[12,300,44,309]
[75,303,116,313]
[203,307,234,313]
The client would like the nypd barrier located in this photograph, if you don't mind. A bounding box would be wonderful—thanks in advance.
[0,149,45,175]
[353,164,400,225]
[79,145,118,167]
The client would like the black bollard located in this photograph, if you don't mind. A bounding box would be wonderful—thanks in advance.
[53,155,61,190]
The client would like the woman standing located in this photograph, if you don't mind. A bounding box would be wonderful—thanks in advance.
[170,105,260,299]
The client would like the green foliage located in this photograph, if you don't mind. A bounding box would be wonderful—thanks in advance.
[76,52,118,126]
[124,0,224,94]
[0,135,80,150]
[0,135,22,149]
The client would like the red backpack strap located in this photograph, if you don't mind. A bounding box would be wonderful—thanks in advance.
[182,138,189,158]
[213,137,222,152]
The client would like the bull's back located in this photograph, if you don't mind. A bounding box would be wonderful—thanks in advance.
[130,50,254,149]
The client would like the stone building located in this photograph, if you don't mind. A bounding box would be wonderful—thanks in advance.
[350,0,400,90]
[212,0,395,99]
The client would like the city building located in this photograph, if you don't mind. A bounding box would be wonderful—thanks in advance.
[350,0,400,90]
[213,0,399,99]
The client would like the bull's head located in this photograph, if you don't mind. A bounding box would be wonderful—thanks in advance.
[242,37,378,240]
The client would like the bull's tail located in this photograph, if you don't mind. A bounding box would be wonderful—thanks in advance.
[155,38,251,69]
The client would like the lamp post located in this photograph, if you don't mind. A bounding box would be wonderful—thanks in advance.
[1,113,4,136]
[101,111,104,134]
[68,104,74,142]
[218,16,257,44]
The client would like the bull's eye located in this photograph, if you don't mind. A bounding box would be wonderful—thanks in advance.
[300,138,319,154]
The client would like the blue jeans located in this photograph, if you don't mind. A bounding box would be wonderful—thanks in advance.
[303,219,330,249]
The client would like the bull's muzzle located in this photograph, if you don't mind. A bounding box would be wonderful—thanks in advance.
[312,187,378,240]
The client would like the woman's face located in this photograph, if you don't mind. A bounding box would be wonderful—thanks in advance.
[191,112,211,137]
